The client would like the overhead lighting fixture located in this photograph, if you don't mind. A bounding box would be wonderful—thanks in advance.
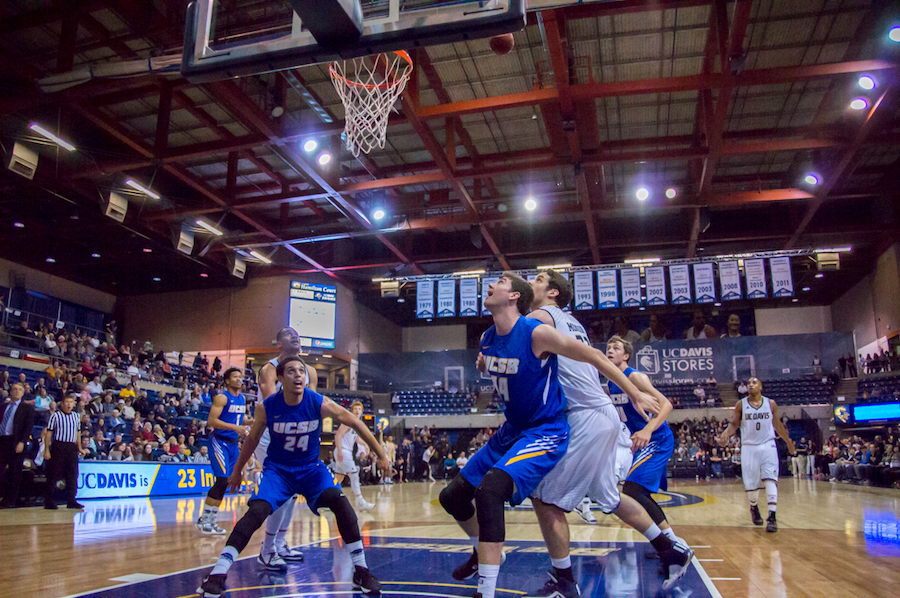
[636,188,649,201]
[153,277,161,282]
[125,179,160,199]
[200,273,209,278]
[814,246,852,253]
[624,257,660,264]
[13,222,24,228]
[537,263,572,271]
[29,123,76,151]
[804,174,819,185]
[850,98,868,110]
[714,302,722,306]
[317,152,331,166]
[195,219,224,236]
[46,258,56,263]
[792,298,799,302]
[802,287,811,291]
[143,248,152,253]
[91,253,100,258]
[303,139,318,152]
[639,307,646,311]
[889,27,900,43]
[858,75,875,90]
[397,297,405,303]
[665,188,677,199]
[322,354,332,358]
[497,203,508,212]
[815,273,824,279]
[452,269,486,277]
[249,249,272,264]
[372,209,385,221]
[524,198,537,211]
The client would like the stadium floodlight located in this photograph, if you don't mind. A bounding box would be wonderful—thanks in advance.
[29,123,75,151]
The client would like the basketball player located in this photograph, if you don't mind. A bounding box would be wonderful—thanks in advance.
[440,273,664,598]
[521,272,691,597]
[196,367,247,535]
[197,357,388,597]
[332,401,376,510]
[254,326,318,568]
[718,377,794,532]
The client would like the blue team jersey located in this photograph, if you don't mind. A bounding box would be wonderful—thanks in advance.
[481,317,566,430]
[609,367,672,441]
[213,390,246,440]
[263,387,324,469]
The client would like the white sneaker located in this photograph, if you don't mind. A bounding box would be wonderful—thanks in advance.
[277,543,305,563]
[574,500,598,525]
[257,550,288,571]
[199,521,227,535]
[357,497,375,511]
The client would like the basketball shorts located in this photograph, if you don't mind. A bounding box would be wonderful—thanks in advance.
[332,451,359,475]
[210,436,239,478]
[741,440,779,491]
[533,404,622,513]
[461,418,569,506]
[614,423,634,484]
[625,429,674,494]
[254,460,340,515]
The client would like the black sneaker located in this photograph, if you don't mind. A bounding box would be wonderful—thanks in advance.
[67,502,85,510]
[766,512,777,533]
[453,549,479,580]
[44,503,58,510]
[524,573,582,598]
[750,504,764,526]
[659,542,694,591]
[352,565,381,594]
[197,573,227,598]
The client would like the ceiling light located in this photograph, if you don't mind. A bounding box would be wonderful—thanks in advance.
[792,298,799,302]
[815,273,824,279]
[636,188,649,201]
[317,152,331,166]
[804,174,819,185]
[13,222,24,228]
[452,269,486,277]
[889,27,900,43]
[29,123,76,151]
[624,257,660,264]
[46,258,56,263]
[714,302,722,306]
[497,203,508,212]
[802,287,811,291]
[303,139,318,152]
[524,198,537,211]
[639,307,646,311]
[91,253,100,258]
[665,188,677,199]
[200,273,208,278]
[858,75,875,90]
[322,354,332,358]
[152,277,161,282]
[815,246,852,253]
[195,219,224,236]
[372,209,385,220]
[537,263,572,270]
[143,248,152,253]
[249,250,272,264]
[125,179,160,199]
[397,298,405,303]
[849,98,868,110]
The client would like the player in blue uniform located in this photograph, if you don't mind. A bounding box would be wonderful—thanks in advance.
[197,357,389,597]
[606,335,681,546]
[197,367,247,535]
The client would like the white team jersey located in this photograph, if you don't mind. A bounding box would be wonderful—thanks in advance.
[539,305,612,410]
[740,395,776,445]
[339,426,359,457]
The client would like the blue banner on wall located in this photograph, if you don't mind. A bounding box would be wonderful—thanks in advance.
[693,263,716,304]
[76,462,217,500]
[718,261,742,301]
[669,264,692,305]
[459,278,478,316]
[596,270,619,309]
[416,280,435,319]
[481,276,499,316]
[573,271,594,310]
[744,258,767,299]
[437,279,456,318]
[770,257,794,297]
[645,266,667,306]
[621,268,642,307]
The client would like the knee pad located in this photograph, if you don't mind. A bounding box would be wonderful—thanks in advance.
[475,469,514,543]
[439,475,476,522]
[207,476,229,501]
[622,481,666,525]
[227,499,273,553]
[316,488,360,544]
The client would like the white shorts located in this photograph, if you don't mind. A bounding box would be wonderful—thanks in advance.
[532,404,621,513]
[332,452,358,475]
[254,429,271,467]
[741,440,779,491]
[614,423,634,484]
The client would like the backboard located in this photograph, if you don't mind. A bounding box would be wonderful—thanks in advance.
[181,0,526,83]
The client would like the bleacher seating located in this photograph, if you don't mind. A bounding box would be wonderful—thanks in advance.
[759,378,835,405]
[653,381,721,409]
[856,373,900,403]
[394,391,474,416]
[327,392,374,414]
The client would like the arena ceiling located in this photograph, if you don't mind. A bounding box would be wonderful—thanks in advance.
[1,0,898,325]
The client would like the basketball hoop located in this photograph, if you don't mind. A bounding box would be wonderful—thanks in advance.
[329,51,413,157]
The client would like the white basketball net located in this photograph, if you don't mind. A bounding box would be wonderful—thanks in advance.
[329,51,413,157]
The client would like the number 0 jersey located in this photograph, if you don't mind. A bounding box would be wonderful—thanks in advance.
[263,387,324,469]
[608,366,672,443]
[481,316,566,430]
[740,395,775,445]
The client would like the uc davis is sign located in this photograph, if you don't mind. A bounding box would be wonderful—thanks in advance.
[77,462,217,499]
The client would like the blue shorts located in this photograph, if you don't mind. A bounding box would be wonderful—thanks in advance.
[461,418,569,506]
[254,460,339,515]
[626,429,674,494]
[210,436,239,478]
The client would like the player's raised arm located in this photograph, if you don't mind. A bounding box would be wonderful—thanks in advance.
[718,400,743,445]
[322,398,389,473]
[258,363,278,400]
[769,400,795,454]
[627,370,673,450]
[208,393,248,439]
[228,402,267,491]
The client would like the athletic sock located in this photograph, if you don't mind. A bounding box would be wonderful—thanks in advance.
[642,523,674,553]
[477,563,500,598]
[747,489,759,507]
[661,527,677,542]
[469,535,480,550]
[347,540,368,569]
[551,556,574,582]
[277,497,296,548]
[262,530,277,555]
[211,546,238,576]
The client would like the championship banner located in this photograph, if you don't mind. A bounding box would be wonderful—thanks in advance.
[621,268,642,307]
[436,279,456,318]
[459,278,478,316]
[770,257,794,297]
[416,280,435,319]
[76,462,216,499]
[573,271,595,310]
[596,270,619,309]
[645,266,667,305]
[669,264,692,305]
[481,276,499,316]
[693,262,715,304]
[744,258,768,299]
[718,261,742,301]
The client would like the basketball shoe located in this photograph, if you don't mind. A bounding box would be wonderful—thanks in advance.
[452,549,507,580]
[750,504,764,526]
[257,550,287,572]
[573,499,598,525]
[197,573,226,598]
[766,512,777,533]
[278,542,305,562]
[352,565,382,594]
[659,541,694,590]
[357,497,375,511]
[524,569,583,598]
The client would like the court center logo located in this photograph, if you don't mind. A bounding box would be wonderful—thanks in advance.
[636,346,661,375]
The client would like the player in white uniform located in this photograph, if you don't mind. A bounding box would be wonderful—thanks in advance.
[504,271,693,597]
[254,327,319,569]
[333,401,375,511]
[718,377,794,532]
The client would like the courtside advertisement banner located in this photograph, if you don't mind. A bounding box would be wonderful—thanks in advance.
[481,276,499,316]
[573,271,594,310]
[621,268,642,307]
[770,257,794,297]
[744,258,767,298]
[693,262,715,304]
[669,264,692,304]
[596,270,619,309]
[718,260,742,301]
[416,280,435,319]
[437,279,456,318]
[645,266,667,305]
[459,278,478,316]
[76,463,216,499]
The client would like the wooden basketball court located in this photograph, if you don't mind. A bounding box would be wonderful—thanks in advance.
[3,477,896,598]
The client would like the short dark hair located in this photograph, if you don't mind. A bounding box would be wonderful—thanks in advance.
[542,269,573,308]
[276,327,297,341]
[607,335,634,361]
[503,272,534,316]
[276,356,307,378]
[223,367,242,381]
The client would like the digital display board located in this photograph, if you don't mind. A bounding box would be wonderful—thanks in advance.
[854,402,900,423]
[289,281,336,349]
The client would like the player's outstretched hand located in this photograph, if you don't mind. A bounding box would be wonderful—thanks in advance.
[631,428,652,451]
[476,352,487,373]
[716,434,726,446]
[227,470,244,493]
[787,440,796,455]
[635,391,660,417]
[236,426,249,440]
[376,453,390,474]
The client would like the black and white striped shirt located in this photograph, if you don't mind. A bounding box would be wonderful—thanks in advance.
[48,411,81,443]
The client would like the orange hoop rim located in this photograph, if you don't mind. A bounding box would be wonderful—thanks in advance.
[329,50,413,90]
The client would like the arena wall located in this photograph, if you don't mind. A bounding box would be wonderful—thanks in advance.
[0,257,116,315]
[754,306,833,336]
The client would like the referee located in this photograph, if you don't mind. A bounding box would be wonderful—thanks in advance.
[43,394,84,510]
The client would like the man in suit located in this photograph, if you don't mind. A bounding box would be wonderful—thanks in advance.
[0,383,36,508]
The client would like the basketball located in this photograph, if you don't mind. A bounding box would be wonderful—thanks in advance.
[489,33,515,55]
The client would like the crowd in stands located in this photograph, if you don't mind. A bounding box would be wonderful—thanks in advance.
[859,350,898,375]
[856,371,900,403]
[669,417,740,479]
[821,433,900,488]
